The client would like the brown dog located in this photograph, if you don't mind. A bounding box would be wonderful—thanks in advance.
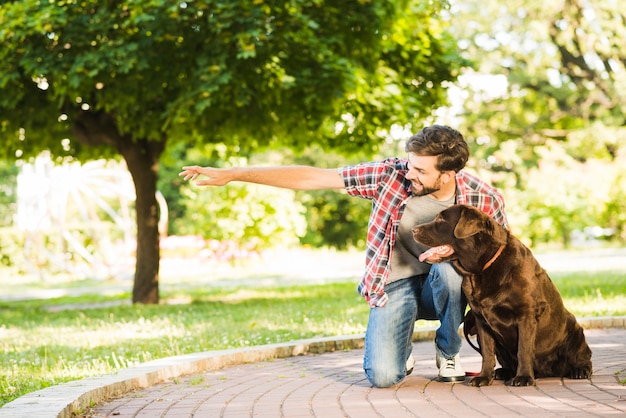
[412,204,592,387]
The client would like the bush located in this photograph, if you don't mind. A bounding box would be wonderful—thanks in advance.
[0,227,25,269]
[297,189,369,250]
[174,182,307,251]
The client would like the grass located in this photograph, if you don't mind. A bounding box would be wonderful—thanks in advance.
[1,249,625,407]
[0,282,371,406]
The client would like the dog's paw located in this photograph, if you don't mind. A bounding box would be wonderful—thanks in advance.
[568,365,592,379]
[469,376,493,387]
[509,375,535,386]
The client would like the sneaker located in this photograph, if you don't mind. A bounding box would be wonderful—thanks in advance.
[435,346,465,382]
[406,356,415,376]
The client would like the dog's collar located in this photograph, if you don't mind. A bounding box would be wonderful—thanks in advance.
[482,244,506,271]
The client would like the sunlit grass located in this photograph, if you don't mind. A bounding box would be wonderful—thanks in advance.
[0,258,624,407]
[551,270,626,316]
[0,282,369,406]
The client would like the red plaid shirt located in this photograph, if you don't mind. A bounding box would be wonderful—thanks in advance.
[340,158,508,307]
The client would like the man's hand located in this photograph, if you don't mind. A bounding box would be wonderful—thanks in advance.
[179,166,232,186]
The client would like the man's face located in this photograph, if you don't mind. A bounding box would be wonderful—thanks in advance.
[405,153,444,196]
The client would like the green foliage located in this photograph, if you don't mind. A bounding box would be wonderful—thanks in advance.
[0,161,18,227]
[447,0,626,247]
[174,181,307,251]
[0,227,25,269]
[158,141,192,235]
[282,145,373,250]
[0,0,466,302]
[513,141,615,247]
[165,143,375,251]
[604,172,626,242]
[297,189,370,249]
[453,0,626,126]
[0,0,465,158]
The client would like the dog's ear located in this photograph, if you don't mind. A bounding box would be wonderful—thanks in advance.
[453,206,484,239]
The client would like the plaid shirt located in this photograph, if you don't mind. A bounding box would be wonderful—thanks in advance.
[340,158,509,308]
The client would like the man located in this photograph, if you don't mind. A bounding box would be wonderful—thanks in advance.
[179,125,508,387]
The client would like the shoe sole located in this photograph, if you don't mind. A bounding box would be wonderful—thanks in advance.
[438,375,466,383]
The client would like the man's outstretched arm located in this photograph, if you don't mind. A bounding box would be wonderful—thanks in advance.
[179,165,345,191]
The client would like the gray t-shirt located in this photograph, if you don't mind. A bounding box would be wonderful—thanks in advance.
[388,194,455,282]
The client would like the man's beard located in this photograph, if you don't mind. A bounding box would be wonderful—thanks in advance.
[411,175,443,196]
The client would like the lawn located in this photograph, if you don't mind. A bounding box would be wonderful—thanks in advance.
[1,249,625,407]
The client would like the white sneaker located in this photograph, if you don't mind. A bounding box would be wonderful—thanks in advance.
[406,356,415,376]
[436,346,465,382]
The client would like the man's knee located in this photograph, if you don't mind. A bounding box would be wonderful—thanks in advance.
[364,365,406,388]
[432,261,461,278]
[430,263,462,289]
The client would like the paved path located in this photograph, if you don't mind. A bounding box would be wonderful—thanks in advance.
[84,327,626,418]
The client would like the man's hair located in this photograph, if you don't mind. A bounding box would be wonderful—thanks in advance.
[404,125,469,172]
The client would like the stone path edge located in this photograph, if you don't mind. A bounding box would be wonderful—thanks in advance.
[1,316,624,418]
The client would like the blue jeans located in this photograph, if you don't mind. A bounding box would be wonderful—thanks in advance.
[363,262,466,387]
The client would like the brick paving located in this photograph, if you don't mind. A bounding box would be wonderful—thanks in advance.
[84,327,626,418]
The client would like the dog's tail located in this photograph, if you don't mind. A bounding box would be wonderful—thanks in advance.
[463,310,482,354]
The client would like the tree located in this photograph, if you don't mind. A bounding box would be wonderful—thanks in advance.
[0,0,466,303]
[457,0,625,147]
[445,0,626,246]
[0,160,18,227]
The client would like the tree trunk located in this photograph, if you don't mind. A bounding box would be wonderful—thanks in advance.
[72,110,165,304]
[120,137,165,304]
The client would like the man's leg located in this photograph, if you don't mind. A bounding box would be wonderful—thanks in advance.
[363,277,421,388]
[419,262,466,382]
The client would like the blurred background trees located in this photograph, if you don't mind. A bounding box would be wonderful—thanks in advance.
[446,0,626,246]
[166,0,626,250]
[0,0,624,302]
[0,0,464,302]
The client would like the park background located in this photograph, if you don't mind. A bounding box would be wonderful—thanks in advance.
[1,0,625,408]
